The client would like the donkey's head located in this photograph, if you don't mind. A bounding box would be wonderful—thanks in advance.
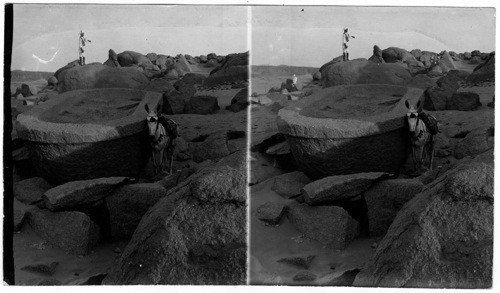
[405,99,422,136]
[145,103,162,141]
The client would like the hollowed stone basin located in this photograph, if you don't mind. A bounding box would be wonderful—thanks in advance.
[277,84,424,180]
[16,88,163,185]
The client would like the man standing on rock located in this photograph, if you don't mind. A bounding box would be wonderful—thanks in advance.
[342,28,355,61]
[79,31,91,66]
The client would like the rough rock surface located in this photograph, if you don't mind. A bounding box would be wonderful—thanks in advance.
[382,47,416,63]
[28,208,101,255]
[301,172,389,205]
[286,202,359,250]
[293,271,317,282]
[21,262,59,276]
[436,70,470,92]
[14,199,28,231]
[368,45,385,64]
[57,63,149,93]
[256,202,286,225]
[447,92,481,111]
[192,131,231,163]
[226,87,249,113]
[103,49,121,68]
[453,127,494,159]
[271,171,312,197]
[43,177,130,211]
[184,96,220,114]
[466,53,495,85]
[364,179,424,237]
[277,255,315,270]
[106,183,168,241]
[321,60,412,88]
[353,161,493,288]
[14,177,52,204]
[103,151,247,285]
[423,86,451,111]
[407,74,436,89]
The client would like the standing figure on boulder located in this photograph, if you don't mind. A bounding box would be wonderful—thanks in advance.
[342,28,355,61]
[78,31,91,66]
[292,74,297,85]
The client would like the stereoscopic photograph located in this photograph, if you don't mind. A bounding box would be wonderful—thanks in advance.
[2,1,497,290]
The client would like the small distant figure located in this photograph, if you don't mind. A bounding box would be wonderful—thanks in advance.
[79,31,91,66]
[342,28,355,61]
[292,74,297,85]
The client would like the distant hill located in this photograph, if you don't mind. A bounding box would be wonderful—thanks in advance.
[10,70,54,82]
[252,65,319,78]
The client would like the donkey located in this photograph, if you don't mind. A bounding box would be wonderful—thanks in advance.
[405,99,436,171]
[145,103,179,176]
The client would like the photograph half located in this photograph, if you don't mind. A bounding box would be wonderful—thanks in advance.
[6,4,249,285]
[248,5,495,288]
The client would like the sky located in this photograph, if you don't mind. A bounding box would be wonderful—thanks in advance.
[251,6,496,67]
[11,5,249,72]
[8,4,497,71]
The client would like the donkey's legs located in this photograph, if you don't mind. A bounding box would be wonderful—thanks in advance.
[151,150,158,172]
[429,137,435,170]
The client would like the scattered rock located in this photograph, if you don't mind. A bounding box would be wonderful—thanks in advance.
[21,261,59,276]
[185,96,220,114]
[256,202,286,225]
[447,92,481,111]
[28,209,101,255]
[106,183,168,241]
[226,88,249,113]
[453,127,494,159]
[327,268,361,286]
[14,177,52,204]
[313,71,322,81]
[423,86,452,111]
[271,171,312,197]
[368,45,385,64]
[277,255,315,270]
[43,177,130,211]
[192,131,231,163]
[293,271,317,282]
[364,178,424,237]
[38,278,62,286]
[162,90,189,115]
[301,172,389,205]
[286,202,359,250]
[353,162,493,288]
[467,52,495,85]
[14,199,28,231]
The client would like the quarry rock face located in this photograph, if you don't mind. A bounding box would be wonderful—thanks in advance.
[321,60,412,88]
[286,202,360,250]
[354,162,493,288]
[57,63,149,93]
[103,151,247,285]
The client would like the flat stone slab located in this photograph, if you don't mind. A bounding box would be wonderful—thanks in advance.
[286,202,359,250]
[21,262,59,276]
[277,255,315,269]
[256,202,286,225]
[43,177,130,211]
[271,171,312,197]
[265,141,291,155]
[302,172,389,205]
[28,209,101,255]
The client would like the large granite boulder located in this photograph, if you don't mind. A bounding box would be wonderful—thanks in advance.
[321,60,412,88]
[103,151,247,285]
[447,92,481,111]
[28,208,101,255]
[364,179,424,237]
[103,49,120,68]
[286,202,359,250]
[382,47,416,63]
[106,183,167,241]
[54,59,80,80]
[192,131,232,163]
[184,96,220,114]
[354,162,493,288]
[57,63,149,93]
[226,87,249,113]
[204,52,249,87]
[407,74,436,90]
[271,171,312,197]
[436,70,470,92]
[14,177,52,204]
[453,127,494,159]
[437,51,457,73]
